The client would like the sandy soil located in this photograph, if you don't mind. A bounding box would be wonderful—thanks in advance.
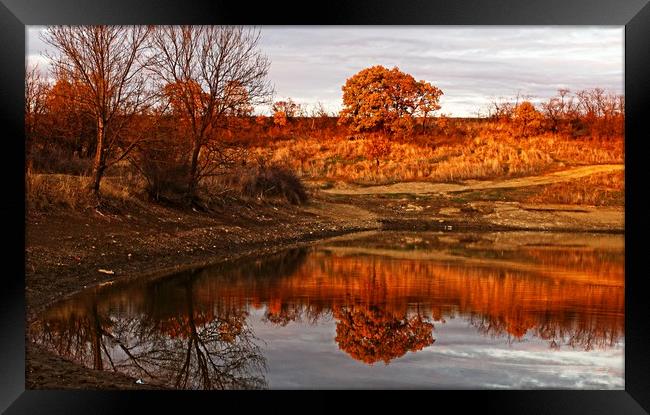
[24,164,624,390]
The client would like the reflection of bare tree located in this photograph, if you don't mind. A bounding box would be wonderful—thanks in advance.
[334,305,434,365]
[29,299,125,372]
[131,278,267,389]
[31,276,267,390]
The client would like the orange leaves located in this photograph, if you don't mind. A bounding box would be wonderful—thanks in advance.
[163,80,206,123]
[338,65,442,135]
[273,111,288,127]
[47,77,93,114]
[364,133,392,169]
[512,101,545,138]
[271,99,301,129]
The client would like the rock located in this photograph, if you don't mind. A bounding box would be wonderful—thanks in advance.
[404,204,424,212]
[439,207,461,215]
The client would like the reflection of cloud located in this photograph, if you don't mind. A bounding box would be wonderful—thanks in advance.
[26,26,622,116]
[415,341,624,389]
[249,313,624,389]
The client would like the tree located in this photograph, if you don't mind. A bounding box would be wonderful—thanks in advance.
[415,81,443,131]
[43,71,96,159]
[512,101,544,138]
[338,65,442,135]
[364,134,392,173]
[42,25,153,195]
[271,98,302,130]
[25,64,49,171]
[148,26,272,198]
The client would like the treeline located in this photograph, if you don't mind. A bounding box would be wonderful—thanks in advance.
[485,88,624,139]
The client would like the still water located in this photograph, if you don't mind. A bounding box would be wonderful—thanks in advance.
[30,231,624,389]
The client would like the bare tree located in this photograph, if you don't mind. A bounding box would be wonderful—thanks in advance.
[42,25,153,195]
[148,26,272,198]
[25,64,49,172]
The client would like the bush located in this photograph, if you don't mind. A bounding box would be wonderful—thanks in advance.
[240,165,308,205]
[29,145,93,175]
[139,161,191,203]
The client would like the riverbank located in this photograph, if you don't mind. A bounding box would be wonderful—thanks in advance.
[25,165,624,389]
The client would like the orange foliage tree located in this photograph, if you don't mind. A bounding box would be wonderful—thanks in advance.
[338,65,442,135]
[272,98,302,128]
[512,101,545,138]
[364,134,392,172]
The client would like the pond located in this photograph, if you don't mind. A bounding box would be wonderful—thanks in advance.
[29,231,624,389]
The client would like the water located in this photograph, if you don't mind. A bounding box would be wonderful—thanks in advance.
[30,231,624,389]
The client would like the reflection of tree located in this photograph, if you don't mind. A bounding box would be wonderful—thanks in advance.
[30,300,116,371]
[31,276,267,390]
[226,248,309,280]
[124,278,267,389]
[262,301,303,326]
[468,310,623,351]
[334,305,434,365]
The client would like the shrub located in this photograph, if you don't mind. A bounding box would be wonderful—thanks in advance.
[240,165,308,205]
[30,145,93,175]
[140,161,191,203]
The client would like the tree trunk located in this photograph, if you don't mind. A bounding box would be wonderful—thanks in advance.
[91,117,105,195]
[188,139,202,198]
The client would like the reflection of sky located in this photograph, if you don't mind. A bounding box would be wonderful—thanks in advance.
[248,308,624,389]
[26,26,623,117]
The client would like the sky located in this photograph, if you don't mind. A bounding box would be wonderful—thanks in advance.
[26,26,624,117]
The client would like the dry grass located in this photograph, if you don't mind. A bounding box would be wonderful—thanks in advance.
[251,126,624,185]
[523,171,624,206]
[27,173,91,210]
[26,171,146,211]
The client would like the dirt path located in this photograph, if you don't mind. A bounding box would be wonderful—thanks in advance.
[323,164,624,195]
[302,201,380,228]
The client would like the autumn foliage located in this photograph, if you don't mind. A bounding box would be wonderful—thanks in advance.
[338,65,443,135]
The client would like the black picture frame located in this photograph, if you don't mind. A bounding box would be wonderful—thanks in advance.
[2,0,649,413]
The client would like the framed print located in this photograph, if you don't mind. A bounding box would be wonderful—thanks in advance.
[1,0,649,413]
